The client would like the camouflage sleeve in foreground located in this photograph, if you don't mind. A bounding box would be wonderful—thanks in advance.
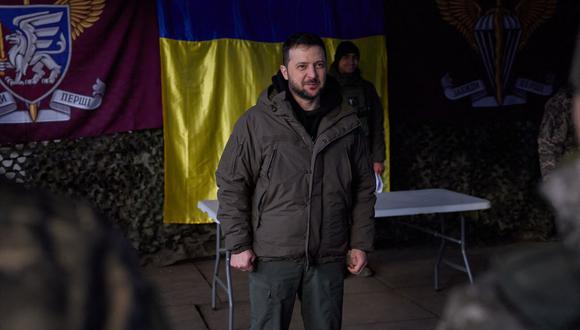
[437,244,580,330]
[436,275,527,330]
[0,180,170,330]
[537,89,574,179]
[540,155,580,248]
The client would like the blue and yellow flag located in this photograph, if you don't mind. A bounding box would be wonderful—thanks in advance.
[157,0,389,224]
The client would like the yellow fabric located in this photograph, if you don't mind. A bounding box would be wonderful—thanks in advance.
[161,35,389,224]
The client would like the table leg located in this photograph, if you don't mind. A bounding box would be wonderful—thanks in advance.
[225,250,234,330]
[394,212,475,290]
[434,216,447,291]
[460,214,474,284]
[211,223,221,309]
[211,222,235,330]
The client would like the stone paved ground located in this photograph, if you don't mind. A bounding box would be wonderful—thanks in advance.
[143,242,552,330]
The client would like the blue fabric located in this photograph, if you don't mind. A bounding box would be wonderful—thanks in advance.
[156,0,385,41]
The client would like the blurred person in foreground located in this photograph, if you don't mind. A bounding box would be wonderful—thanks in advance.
[0,179,168,330]
[436,31,580,330]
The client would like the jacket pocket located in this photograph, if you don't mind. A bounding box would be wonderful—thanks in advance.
[254,147,276,230]
[340,147,353,198]
[229,141,244,175]
[265,147,277,179]
[343,147,352,180]
[255,188,267,229]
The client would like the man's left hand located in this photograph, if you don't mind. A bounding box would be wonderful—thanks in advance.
[347,249,368,274]
[373,162,384,174]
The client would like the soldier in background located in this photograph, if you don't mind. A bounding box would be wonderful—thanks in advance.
[329,41,386,278]
[0,179,169,330]
[436,31,580,330]
[329,41,386,176]
[538,85,577,180]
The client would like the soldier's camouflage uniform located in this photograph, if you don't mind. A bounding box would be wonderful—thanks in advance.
[538,87,577,180]
[0,180,169,330]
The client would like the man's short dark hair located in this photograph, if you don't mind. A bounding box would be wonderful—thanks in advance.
[282,32,327,66]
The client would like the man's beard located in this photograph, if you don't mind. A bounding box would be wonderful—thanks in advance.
[289,79,323,101]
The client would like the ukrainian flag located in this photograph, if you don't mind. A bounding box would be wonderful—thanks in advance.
[157,0,389,224]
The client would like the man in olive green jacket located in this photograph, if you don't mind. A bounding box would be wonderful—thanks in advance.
[216,33,376,330]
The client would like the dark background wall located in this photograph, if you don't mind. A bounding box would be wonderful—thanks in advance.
[378,0,580,245]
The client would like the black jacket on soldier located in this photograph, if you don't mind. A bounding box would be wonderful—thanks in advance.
[329,65,386,164]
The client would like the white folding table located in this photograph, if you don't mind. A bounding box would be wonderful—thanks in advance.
[197,200,234,330]
[197,188,490,329]
[374,188,490,290]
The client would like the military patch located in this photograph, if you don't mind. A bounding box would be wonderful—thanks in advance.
[437,0,557,107]
[0,1,105,123]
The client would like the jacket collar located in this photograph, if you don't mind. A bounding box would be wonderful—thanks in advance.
[260,70,344,117]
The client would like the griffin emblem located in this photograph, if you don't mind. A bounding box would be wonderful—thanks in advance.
[0,0,104,121]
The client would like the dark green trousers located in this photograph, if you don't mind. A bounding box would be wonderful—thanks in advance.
[249,260,345,330]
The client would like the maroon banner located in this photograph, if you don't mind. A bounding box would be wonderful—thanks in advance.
[0,0,162,143]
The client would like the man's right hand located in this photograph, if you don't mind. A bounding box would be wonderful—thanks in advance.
[230,249,256,272]
[373,162,385,174]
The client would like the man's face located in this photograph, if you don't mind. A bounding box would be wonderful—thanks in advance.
[338,53,359,75]
[280,45,326,102]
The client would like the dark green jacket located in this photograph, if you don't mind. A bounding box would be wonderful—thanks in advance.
[216,83,376,263]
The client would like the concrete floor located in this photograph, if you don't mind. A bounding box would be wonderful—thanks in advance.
[143,242,550,330]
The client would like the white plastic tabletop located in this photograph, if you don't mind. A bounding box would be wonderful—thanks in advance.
[197,189,490,222]
[374,188,490,217]
[198,199,219,222]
